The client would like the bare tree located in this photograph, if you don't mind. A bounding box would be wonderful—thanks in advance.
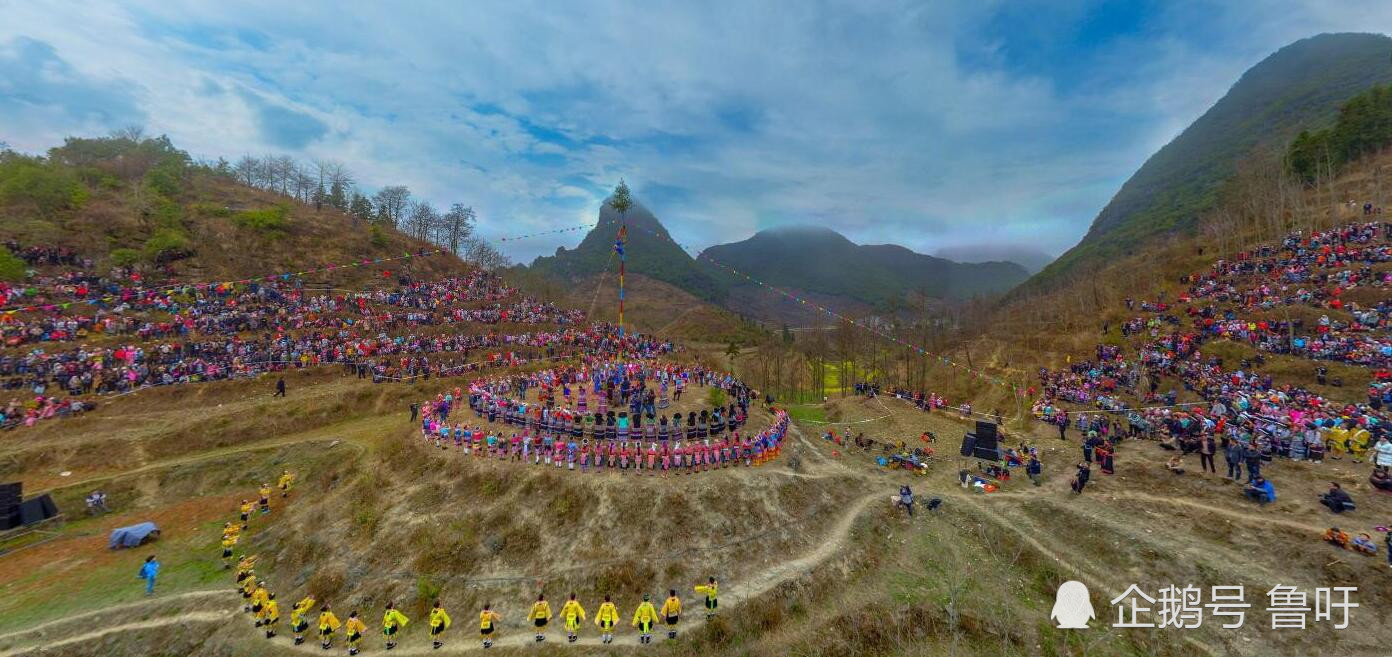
[373,186,411,227]
[405,199,440,241]
[441,204,476,255]
[233,155,258,186]
[462,237,511,270]
[110,125,146,141]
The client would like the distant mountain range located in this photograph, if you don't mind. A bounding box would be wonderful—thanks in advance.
[523,204,1029,321]
[1026,32,1392,291]
[932,245,1055,275]
[702,225,1029,307]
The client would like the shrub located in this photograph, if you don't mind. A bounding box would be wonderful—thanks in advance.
[0,155,88,215]
[369,224,388,246]
[143,228,192,262]
[0,249,26,281]
[709,387,727,408]
[232,205,291,234]
[109,248,142,268]
[144,160,185,197]
[152,198,185,229]
[190,202,232,217]
[415,576,442,605]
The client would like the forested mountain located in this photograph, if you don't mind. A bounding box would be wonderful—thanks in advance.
[702,225,1028,308]
[525,199,729,303]
[1027,32,1392,291]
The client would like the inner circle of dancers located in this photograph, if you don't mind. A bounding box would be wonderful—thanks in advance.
[417,360,788,473]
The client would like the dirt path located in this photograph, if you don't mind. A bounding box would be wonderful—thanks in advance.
[1106,490,1328,534]
[0,610,232,657]
[0,589,227,645]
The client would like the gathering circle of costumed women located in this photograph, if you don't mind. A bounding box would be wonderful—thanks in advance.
[416,359,791,473]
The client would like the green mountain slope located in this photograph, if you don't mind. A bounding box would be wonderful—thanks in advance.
[702,225,1028,307]
[1028,32,1392,291]
[525,200,729,303]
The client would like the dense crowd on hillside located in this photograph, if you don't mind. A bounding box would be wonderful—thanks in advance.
[1033,220,1392,495]
[1136,221,1392,369]
[414,360,792,473]
[1,269,582,348]
[0,243,674,429]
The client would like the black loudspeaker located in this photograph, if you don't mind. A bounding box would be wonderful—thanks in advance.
[16,494,57,526]
[973,421,1000,460]
[38,494,58,518]
[0,482,20,508]
[959,434,977,457]
[0,482,20,531]
[18,499,44,526]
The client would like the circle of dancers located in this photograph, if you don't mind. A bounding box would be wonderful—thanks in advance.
[416,360,790,474]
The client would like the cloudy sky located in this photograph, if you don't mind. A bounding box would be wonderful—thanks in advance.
[2,1,1390,265]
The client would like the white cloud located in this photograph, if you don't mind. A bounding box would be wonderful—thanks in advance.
[1,0,1390,264]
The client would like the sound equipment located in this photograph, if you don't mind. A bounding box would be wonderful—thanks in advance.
[0,482,20,531]
[973,421,1000,460]
[960,427,1001,461]
[959,434,977,457]
[17,494,58,526]
[38,494,58,518]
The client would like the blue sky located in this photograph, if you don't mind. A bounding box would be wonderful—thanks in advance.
[1,1,1390,265]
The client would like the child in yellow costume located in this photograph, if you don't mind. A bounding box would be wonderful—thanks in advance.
[382,601,409,650]
[560,593,586,644]
[429,600,453,650]
[479,603,501,649]
[240,574,258,612]
[262,594,280,639]
[250,582,270,626]
[345,611,367,656]
[278,470,295,498]
[631,594,658,645]
[695,577,718,619]
[595,595,620,645]
[290,595,315,645]
[660,589,682,640]
[220,533,238,569]
[234,555,255,586]
[318,605,342,650]
[528,593,553,643]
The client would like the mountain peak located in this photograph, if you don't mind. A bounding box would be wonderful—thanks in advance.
[525,196,727,302]
[1027,31,1392,292]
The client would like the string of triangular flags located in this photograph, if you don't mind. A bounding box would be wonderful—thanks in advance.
[595,218,1018,392]
[1,249,446,315]
[496,223,596,242]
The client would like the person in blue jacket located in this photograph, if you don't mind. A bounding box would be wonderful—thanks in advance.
[139,555,160,595]
[1243,476,1276,505]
